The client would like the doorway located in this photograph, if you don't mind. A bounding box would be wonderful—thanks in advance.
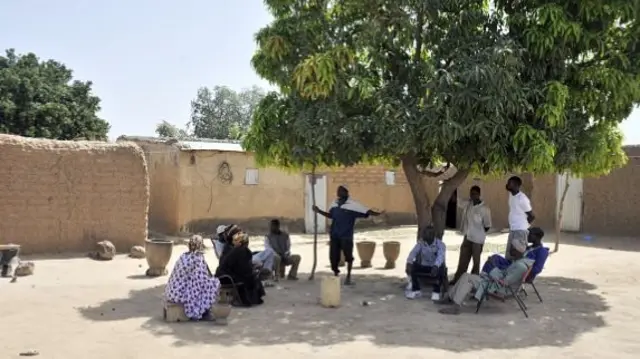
[304,174,327,234]
[556,173,583,232]
[446,189,458,229]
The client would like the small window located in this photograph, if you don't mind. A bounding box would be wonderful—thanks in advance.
[244,168,259,185]
[384,171,395,185]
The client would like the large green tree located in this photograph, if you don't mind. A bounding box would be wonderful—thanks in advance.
[0,49,109,140]
[245,0,639,235]
[188,85,265,140]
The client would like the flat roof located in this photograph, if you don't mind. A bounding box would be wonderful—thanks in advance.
[117,136,245,152]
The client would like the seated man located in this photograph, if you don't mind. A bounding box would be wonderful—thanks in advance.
[439,239,533,315]
[405,225,447,301]
[265,219,301,280]
[481,227,548,281]
[165,235,221,320]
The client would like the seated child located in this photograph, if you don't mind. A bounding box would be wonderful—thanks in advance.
[405,225,447,301]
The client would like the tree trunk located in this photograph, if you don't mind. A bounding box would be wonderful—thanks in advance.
[308,165,318,280]
[554,172,570,253]
[432,168,470,237]
[401,154,432,238]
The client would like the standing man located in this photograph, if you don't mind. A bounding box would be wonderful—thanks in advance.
[451,185,492,284]
[505,176,535,260]
[312,185,384,285]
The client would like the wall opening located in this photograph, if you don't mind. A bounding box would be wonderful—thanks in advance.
[446,189,457,229]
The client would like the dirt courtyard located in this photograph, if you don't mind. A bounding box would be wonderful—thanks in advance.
[3,227,640,359]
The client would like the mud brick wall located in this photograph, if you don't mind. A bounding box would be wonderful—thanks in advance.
[328,165,418,227]
[583,146,640,236]
[0,135,149,254]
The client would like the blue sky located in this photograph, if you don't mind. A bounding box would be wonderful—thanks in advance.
[1,0,638,143]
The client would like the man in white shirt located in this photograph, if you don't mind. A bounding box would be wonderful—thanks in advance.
[505,176,535,260]
[450,185,492,285]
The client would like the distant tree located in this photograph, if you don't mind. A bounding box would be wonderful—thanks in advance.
[0,49,110,140]
[155,120,188,139]
[187,85,265,140]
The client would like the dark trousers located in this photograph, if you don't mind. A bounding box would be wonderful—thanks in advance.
[452,237,484,283]
[329,236,354,275]
[411,264,446,292]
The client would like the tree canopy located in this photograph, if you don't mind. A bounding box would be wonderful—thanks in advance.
[187,85,265,140]
[155,120,188,139]
[244,0,639,234]
[0,49,110,140]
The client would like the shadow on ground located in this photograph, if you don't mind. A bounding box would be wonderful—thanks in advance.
[77,272,608,352]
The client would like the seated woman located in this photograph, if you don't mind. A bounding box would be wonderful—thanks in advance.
[215,232,266,307]
[164,235,221,320]
[213,224,241,258]
[214,224,275,280]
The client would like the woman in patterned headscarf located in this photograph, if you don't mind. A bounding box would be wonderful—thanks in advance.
[215,232,266,306]
[164,235,221,320]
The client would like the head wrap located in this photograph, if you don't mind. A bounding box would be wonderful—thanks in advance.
[216,225,227,235]
[188,235,205,252]
[231,232,249,246]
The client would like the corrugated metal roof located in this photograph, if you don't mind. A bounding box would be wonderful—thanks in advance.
[117,135,246,152]
[176,140,244,152]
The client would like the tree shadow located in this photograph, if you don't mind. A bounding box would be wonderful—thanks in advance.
[77,272,608,351]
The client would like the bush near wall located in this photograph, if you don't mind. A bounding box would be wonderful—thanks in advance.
[0,135,149,254]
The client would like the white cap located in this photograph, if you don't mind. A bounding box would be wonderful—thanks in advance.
[216,225,227,235]
[339,184,349,191]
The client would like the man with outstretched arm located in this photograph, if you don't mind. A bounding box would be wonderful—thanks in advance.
[312,185,384,285]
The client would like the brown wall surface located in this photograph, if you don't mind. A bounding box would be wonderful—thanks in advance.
[127,141,181,234]
[179,151,305,234]
[458,174,557,231]
[327,166,441,227]
[0,135,149,254]
[583,147,640,236]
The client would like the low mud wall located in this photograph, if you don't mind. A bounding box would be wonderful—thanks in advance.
[0,135,149,254]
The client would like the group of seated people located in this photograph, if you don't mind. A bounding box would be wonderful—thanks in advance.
[164,216,548,320]
[163,219,301,320]
[405,225,549,315]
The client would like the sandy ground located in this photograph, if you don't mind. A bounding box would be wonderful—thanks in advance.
[3,227,640,359]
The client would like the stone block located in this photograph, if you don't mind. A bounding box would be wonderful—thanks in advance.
[163,302,189,323]
[15,261,34,276]
[129,245,145,258]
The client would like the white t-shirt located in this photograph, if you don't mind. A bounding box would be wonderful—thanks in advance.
[508,192,532,230]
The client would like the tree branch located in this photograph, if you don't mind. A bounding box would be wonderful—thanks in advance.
[416,162,451,177]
